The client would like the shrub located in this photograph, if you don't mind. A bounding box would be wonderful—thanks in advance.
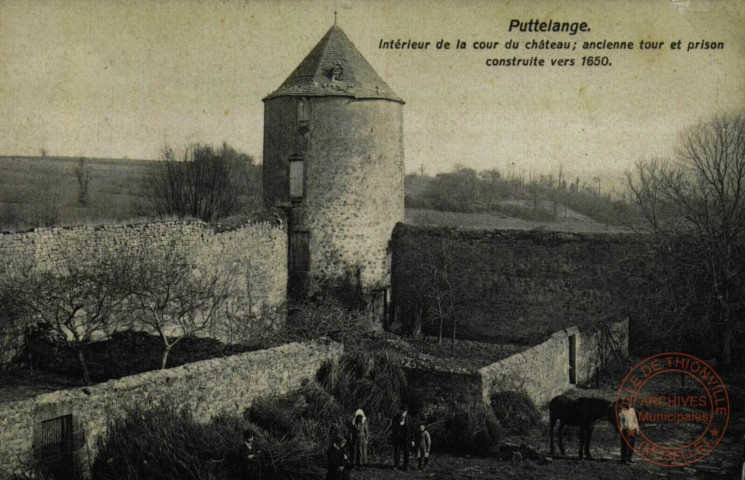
[283,296,372,347]
[247,383,343,479]
[419,399,501,455]
[92,401,245,480]
[489,390,541,430]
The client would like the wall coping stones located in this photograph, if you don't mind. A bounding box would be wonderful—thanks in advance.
[392,222,648,244]
[2,338,340,410]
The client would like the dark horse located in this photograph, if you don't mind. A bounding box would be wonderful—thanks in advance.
[549,395,614,459]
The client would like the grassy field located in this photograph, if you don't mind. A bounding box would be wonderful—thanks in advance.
[0,155,152,231]
[405,207,628,233]
[1,156,628,234]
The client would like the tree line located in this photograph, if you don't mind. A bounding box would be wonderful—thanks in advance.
[626,112,745,368]
[136,142,262,222]
[405,164,635,226]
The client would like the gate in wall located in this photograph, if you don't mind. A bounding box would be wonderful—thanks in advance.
[38,414,77,480]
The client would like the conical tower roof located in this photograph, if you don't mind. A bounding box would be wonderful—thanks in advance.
[263,25,403,104]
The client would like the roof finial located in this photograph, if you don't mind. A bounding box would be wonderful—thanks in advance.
[334,10,337,25]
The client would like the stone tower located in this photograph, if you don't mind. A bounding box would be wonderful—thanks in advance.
[263,24,404,317]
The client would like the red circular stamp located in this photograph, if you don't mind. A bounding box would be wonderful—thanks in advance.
[615,353,730,467]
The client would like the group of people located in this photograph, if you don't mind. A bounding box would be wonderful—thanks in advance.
[247,403,639,479]
[326,405,432,480]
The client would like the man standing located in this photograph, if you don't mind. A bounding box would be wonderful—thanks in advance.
[243,430,262,479]
[391,404,413,470]
[326,435,350,480]
[618,404,639,464]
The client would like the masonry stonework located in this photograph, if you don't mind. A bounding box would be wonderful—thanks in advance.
[0,219,288,359]
[480,319,629,407]
[0,339,343,478]
[397,320,629,410]
[392,223,650,345]
[263,25,405,298]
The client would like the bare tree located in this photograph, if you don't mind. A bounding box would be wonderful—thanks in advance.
[126,242,231,369]
[627,112,745,367]
[421,237,466,355]
[75,157,91,205]
[19,244,131,384]
[0,262,34,366]
[138,143,256,222]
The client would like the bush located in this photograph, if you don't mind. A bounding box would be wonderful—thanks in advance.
[419,399,501,455]
[92,401,245,480]
[247,383,341,478]
[489,391,541,430]
[316,350,408,451]
[283,296,372,347]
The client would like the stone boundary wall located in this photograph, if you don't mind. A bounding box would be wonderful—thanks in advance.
[392,223,649,345]
[400,319,629,409]
[0,219,288,358]
[480,330,571,408]
[0,338,343,478]
[480,318,629,407]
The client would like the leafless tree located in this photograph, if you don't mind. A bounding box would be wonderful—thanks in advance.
[75,157,91,205]
[126,242,231,369]
[627,112,745,367]
[0,262,34,367]
[138,143,256,222]
[422,237,466,355]
[19,244,131,384]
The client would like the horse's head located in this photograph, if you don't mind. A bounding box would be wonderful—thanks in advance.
[579,397,616,424]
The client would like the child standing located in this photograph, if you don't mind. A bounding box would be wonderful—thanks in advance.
[416,424,431,471]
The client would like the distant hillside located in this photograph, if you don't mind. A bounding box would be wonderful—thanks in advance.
[1,156,636,233]
[0,156,153,231]
[406,208,629,233]
[404,170,638,232]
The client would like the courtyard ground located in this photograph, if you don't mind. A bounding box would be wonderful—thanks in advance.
[353,371,744,480]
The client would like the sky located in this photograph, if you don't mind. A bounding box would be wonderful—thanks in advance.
[1,0,744,185]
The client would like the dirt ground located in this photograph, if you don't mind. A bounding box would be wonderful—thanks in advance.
[353,372,745,480]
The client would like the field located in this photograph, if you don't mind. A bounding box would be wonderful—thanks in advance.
[0,155,152,231]
[406,206,627,233]
[1,156,628,233]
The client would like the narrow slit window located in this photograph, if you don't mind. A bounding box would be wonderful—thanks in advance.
[297,100,309,131]
[289,157,304,199]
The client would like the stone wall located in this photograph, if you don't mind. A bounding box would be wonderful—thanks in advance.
[479,319,629,407]
[403,365,483,405]
[0,338,343,478]
[399,320,629,410]
[392,223,650,345]
[0,219,288,359]
[480,330,571,408]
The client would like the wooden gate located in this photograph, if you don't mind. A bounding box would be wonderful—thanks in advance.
[38,415,76,480]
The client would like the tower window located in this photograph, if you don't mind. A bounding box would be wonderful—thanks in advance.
[297,100,309,131]
[289,156,304,199]
[331,63,343,81]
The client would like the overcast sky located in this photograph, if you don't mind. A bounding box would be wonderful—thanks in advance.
[1,0,743,185]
